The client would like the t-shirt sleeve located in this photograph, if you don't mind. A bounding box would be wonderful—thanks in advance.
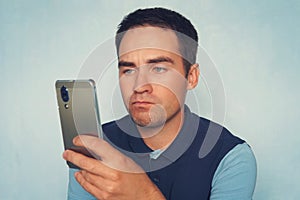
[67,168,97,200]
[210,142,257,200]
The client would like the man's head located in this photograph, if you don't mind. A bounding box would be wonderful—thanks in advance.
[116,8,200,129]
[115,7,198,75]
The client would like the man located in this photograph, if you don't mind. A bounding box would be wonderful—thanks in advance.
[63,7,257,200]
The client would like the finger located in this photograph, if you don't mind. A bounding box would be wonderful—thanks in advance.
[63,150,117,178]
[75,171,108,200]
[80,170,119,194]
[73,135,125,162]
[73,135,143,173]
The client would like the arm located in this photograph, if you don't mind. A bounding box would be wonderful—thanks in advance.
[210,143,257,200]
[63,135,166,200]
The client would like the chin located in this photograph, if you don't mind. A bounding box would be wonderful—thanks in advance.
[131,115,166,128]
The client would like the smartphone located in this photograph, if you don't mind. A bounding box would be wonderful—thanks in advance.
[55,79,103,168]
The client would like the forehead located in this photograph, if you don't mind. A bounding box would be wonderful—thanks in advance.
[118,26,180,57]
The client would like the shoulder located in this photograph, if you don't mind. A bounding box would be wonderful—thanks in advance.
[198,116,244,143]
[195,116,245,159]
[214,142,257,175]
[210,143,257,200]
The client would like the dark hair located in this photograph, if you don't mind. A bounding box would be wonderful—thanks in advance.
[115,7,198,75]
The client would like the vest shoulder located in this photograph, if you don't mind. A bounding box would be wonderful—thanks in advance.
[197,116,245,144]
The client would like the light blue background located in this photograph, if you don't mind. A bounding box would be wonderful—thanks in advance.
[1,1,299,199]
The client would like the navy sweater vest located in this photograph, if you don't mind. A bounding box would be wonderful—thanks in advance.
[102,111,244,200]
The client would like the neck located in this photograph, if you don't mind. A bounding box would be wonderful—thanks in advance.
[137,107,185,150]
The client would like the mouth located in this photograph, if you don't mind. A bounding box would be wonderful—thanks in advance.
[131,101,154,106]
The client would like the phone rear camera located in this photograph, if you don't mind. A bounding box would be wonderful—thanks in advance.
[60,86,69,102]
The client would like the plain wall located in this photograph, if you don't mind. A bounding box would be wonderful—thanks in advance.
[1,1,299,199]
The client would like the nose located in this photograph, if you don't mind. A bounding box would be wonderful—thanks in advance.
[133,68,153,94]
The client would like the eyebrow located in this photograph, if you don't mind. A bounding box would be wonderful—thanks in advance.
[118,56,174,68]
[118,61,135,68]
[147,56,174,65]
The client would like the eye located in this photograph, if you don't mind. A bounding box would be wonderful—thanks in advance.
[122,68,137,75]
[152,66,167,73]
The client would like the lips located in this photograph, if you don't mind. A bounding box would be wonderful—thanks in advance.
[130,96,156,109]
[132,101,154,106]
[132,101,154,104]
[129,94,157,110]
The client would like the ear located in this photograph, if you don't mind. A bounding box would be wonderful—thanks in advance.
[187,63,200,90]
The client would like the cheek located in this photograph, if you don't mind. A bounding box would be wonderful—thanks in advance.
[155,78,187,105]
[119,78,133,104]
[150,69,187,93]
[154,84,186,107]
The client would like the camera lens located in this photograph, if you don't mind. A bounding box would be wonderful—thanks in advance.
[60,86,69,102]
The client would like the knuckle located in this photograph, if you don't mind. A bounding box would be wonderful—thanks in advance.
[82,171,90,181]
[78,176,88,188]
[78,158,89,168]
[87,162,97,172]
[106,185,115,193]
[101,191,112,200]
[110,171,120,181]
[78,157,98,172]
[105,180,120,194]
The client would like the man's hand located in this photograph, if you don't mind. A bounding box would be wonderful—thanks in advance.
[63,135,165,200]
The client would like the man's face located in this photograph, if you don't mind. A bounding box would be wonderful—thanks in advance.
[118,26,189,128]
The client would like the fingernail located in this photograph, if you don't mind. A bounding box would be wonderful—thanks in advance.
[62,150,70,159]
[73,137,78,145]
[62,151,67,159]
[75,171,82,179]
